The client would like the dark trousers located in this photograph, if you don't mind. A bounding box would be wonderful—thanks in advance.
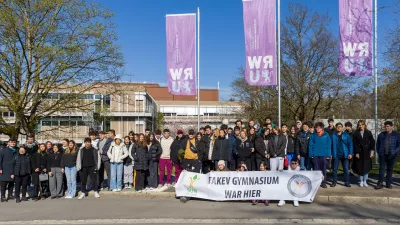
[379,154,397,185]
[99,161,111,190]
[15,175,29,199]
[313,157,328,185]
[228,158,236,171]
[0,181,14,198]
[148,161,159,188]
[135,170,146,191]
[333,157,350,184]
[79,167,98,193]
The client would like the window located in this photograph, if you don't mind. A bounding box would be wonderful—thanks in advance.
[9,112,14,117]
[42,121,51,126]
[60,121,70,126]
[204,113,219,116]
[51,121,59,126]
[77,121,86,126]
[95,94,102,100]
[136,100,144,112]
[104,95,111,106]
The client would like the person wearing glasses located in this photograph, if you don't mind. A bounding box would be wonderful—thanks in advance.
[375,121,400,189]
[278,158,300,207]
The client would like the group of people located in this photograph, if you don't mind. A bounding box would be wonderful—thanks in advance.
[0,117,399,206]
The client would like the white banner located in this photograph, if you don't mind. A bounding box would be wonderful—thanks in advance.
[176,171,323,202]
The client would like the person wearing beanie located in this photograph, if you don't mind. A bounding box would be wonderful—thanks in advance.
[0,139,18,202]
[309,122,332,188]
[107,134,129,192]
[77,138,101,199]
[216,160,229,172]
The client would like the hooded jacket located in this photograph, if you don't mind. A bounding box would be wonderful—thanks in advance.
[332,131,354,158]
[107,142,129,163]
[309,131,332,158]
[236,137,253,160]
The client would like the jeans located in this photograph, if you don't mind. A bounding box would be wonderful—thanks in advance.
[148,161,159,188]
[379,154,397,185]
[159,158,172,185]
[360,173,369,183]
[333,157,350,184]
[313,157,329,185]
[300,156,311,170]
[110,162,123,190]
[99,161,111,190]
[65,166,77,197]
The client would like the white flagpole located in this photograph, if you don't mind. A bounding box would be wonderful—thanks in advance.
[197,7,201,130]
[277,0,281,128]
[374,0,378,164]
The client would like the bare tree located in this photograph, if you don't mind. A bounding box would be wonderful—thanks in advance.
[0,0,124,139]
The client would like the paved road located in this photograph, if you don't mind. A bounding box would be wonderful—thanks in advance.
[0,196,399,224]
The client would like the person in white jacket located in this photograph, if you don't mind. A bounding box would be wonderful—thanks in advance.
[107,134,129,192]
[278,157,301,207]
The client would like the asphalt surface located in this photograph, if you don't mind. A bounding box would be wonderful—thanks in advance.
[0,196,399,224]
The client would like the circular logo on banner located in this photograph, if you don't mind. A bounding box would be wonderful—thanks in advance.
[287,174,312,198]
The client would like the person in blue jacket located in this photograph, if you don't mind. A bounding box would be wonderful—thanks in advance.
[375,121,400,189]
[331,123,353,187]
[308,122,332,188]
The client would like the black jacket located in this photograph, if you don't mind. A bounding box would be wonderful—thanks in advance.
[31,152,48,173]
[195,140,206,161]
[284,135,297,155]
[236,138,254,160]
[47,151,63,171]
[25,142,38,156]
[101,138,113,162]
[171,137,187,164]
[0,147,18,181]
[132,145,149,170]
[60,152,77,168]
[148,142,162,162]
[352,130,375,175]
[296,130,311,157]
[254,135,268,159]
[212,137,230,161]
[13,153,31,176]
[268,134,286,158]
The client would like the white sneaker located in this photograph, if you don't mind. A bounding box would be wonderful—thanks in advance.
[78,193,85,200]
[278,200,286,207]
[363,182,369,188]
[94,192,100,198]
[116,189,122,192]
[112,189,118,192]
[293,201,299,207]
[149,187,154,191]
[157,184,163,189]
[65,196,72,199]
[126,185,132,189]
[137,190,142,193]
[359,181,364,187]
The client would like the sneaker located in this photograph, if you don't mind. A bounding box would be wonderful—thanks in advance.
[65,196,72,199]
[251,200,258,205]
[157,184,163,188]
[278,200,286,207]
[359,181,364,187]
[330,182,337,188]
[94,192,100,198]
[375,183,384,189]
[165,184,172,188]
[78,193,85,200]
[344,183,351,188]
[293,201,299,207]
[363,182,369,188]
[112,189,118,192]
[116,189,122,192]
[144,187,150,191]
[126,185,132,189]
[149,187,155,191]
[21,197,28,202]
[180,197,188,203]
[137,190,142,193]
[386,184,393,189]
[16,198,21,203]
[320,183,328,188]
[264,200,269,206]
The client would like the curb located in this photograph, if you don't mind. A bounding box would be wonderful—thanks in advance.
[82,191,400,204]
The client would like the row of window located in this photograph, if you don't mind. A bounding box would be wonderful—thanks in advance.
[2,111,15,117]
[41,120,88,127]
[43,93,110,101]
[162,113,219,116]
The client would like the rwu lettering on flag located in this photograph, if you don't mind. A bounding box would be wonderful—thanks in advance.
[339,0,372,76]
[166,14,196,95]
[242,0,277,86]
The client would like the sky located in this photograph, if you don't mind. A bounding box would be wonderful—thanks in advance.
[94,0,397,100]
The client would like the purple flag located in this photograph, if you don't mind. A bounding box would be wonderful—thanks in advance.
[339,0,372,76]
[242,0,277,86]
[166,14,196,95]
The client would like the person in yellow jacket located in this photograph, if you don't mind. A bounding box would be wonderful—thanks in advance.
[181,130,205,173]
